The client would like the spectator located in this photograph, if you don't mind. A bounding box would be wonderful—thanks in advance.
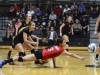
[66,10,73,18]
[40,16,48,37]
[33,5,38,15]
[15,19,20,28]
[20,8,26,18]
[54,5,63,20]
[32,15,38,25]
[49,11,57,27]
[8,20,13,27]
[32,26,43,45]
[63,4,71,16]
[26,4,30,13]
[8,6,14,18]
[44,5,51,15]
[73,19,82,37]
[91,2,99,19]
[78,3,86,16]
[73,10,80,22]
[7,25,14,41]
[80,17,89,34]
[32,26,43,39]
[71,2,78,11]
[35,8,43,18]
[44,13,49,21]
[46,27,58,46]
[13,3,20,17]
[22,2,26,8]
[62,16,66,22]
[56,1,63,9]
[37,3,44,11]
[40,16,48,28]
[27,8,34,16]
[18,13,25,21]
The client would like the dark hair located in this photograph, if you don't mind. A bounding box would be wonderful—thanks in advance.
[56,38,63,45]
[45,38,63,49]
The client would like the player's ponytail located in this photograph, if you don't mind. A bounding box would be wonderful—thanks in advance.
[56,38,63,45]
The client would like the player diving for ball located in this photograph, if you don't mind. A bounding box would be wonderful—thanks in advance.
[0,38,85,68]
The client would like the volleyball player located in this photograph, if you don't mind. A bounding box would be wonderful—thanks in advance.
[6,21,37,63]
[0,38,85,68]
[60,16,74,52]
[94,15,100,63]
[7,14,33,60]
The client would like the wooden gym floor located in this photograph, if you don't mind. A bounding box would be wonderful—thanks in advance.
[0,47,100,75]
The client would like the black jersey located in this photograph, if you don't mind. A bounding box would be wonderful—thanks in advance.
[18,21,29,31]
[13,21,29,36]
[62,21,73,34]
[15,27,33,43]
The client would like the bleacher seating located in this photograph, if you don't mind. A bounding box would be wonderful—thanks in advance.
[0,0,92,47]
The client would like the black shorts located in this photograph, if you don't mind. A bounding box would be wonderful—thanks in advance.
[34,50,43,60]
[62,32,70,37]
[13,37,23,47]
[98,30,100,33]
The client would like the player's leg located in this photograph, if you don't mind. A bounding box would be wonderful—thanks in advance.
[7,46,13,59]
[94,32,100,63]
[15,43,25,57]
[0,54,37,68]
[62,35,69,51]
[7,36,15,59]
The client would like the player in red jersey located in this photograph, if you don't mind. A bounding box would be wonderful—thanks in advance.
[0,38,85,68]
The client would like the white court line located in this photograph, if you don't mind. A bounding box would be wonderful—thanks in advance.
[17,65,35,75]
[92,56,97,75]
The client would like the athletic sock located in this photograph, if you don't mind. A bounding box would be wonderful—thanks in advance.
[95,54,99,59]
[7,51,12,59]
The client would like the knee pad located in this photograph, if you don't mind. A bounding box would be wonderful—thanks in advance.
[19,52,24,57]
[31,49,35,53]
[66,42,69,45]
[22,52,26,57]
[18,57,23,62]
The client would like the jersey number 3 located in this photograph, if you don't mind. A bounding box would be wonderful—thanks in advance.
[48,47,54,51]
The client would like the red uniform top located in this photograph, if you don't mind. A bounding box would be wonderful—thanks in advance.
[42,46,64,60]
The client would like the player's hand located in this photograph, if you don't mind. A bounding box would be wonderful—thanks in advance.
[60,33,62,37]
[32,42,38,45]
[80,57,85,61]
[94,31,97,34]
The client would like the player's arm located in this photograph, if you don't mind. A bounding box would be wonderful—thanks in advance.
[16,22,22,35]
[62,50,85,60]
[31,35,39,39]
[28,36,34,42]
[94,15,100,34]
[23,32,37,45]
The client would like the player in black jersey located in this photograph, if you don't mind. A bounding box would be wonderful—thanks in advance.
[94,15,100,63]
[7,14,33,60]
[60,16,74,52]
[12,21,38,57]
